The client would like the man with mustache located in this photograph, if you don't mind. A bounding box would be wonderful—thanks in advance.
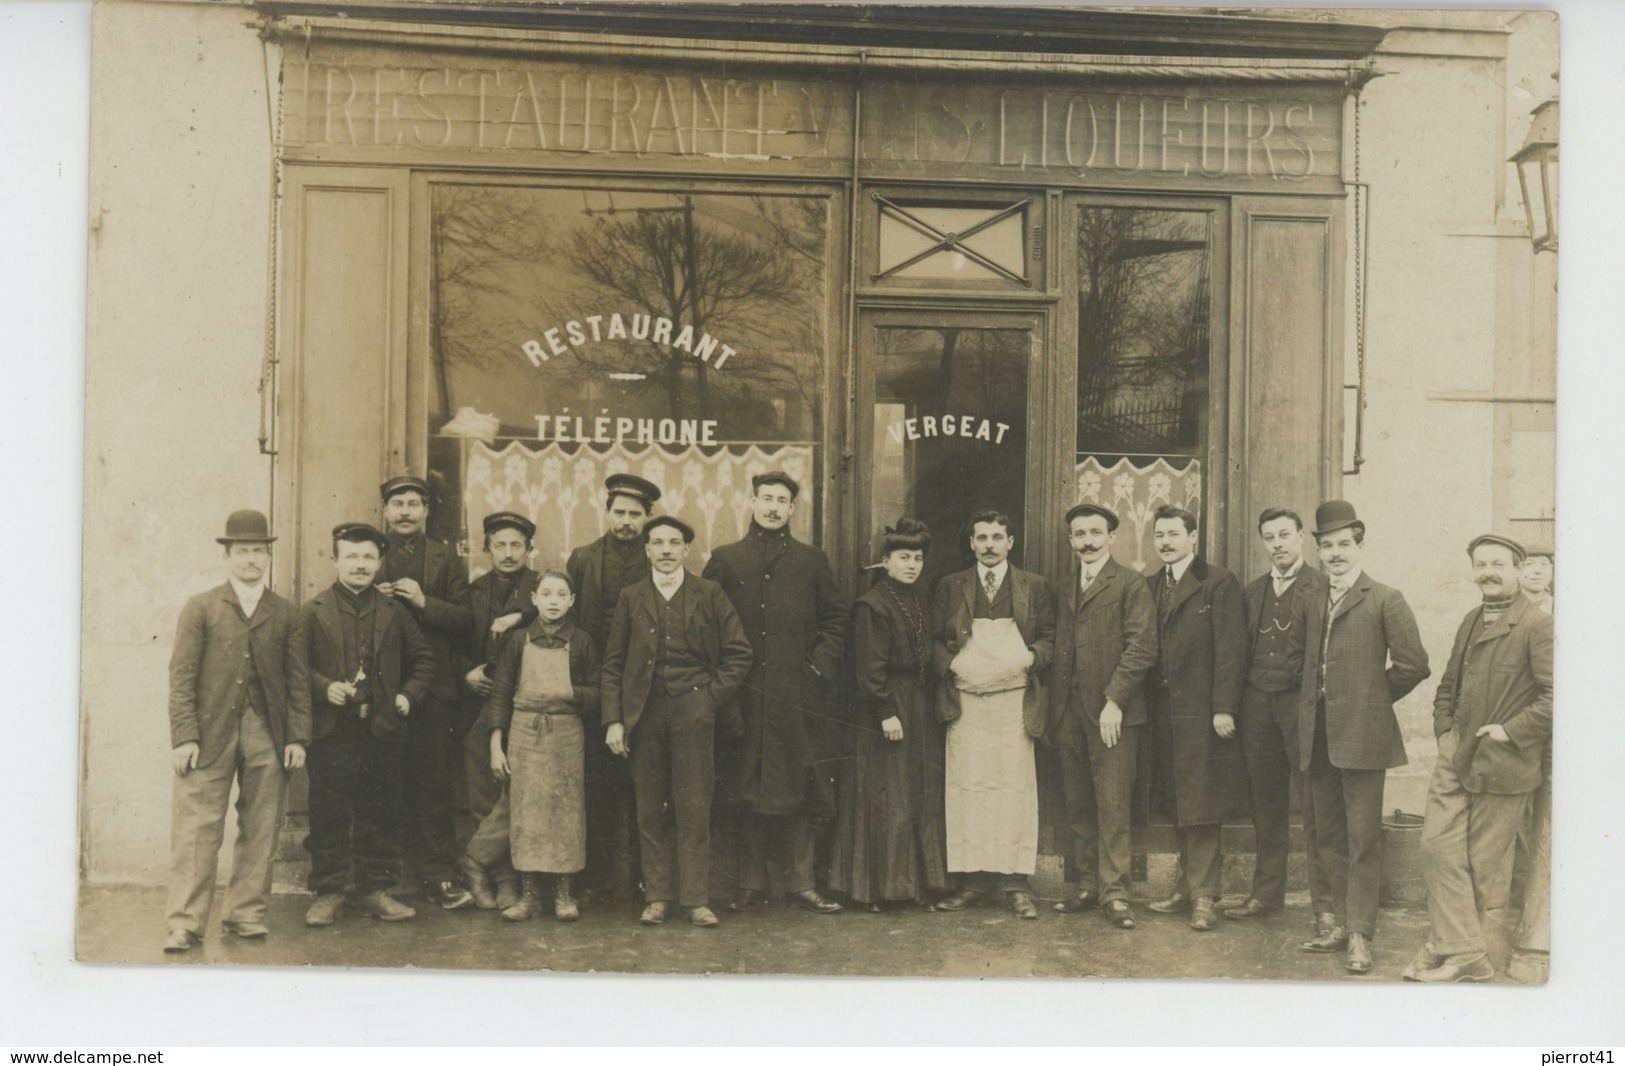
[1223,508,1330,923]
[601,516,754,927]
[704,471,849,914]
[1046,502,1157,930]
[374,475,474,910]
[932,510,1055,919]
[1143,506,1250,933]
[1405,534,1552,982]
[1297,500,1430,974]
[567,473,661,902]
[163,510,304,952]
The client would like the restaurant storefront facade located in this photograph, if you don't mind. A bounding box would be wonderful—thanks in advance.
[81,2,1556,887]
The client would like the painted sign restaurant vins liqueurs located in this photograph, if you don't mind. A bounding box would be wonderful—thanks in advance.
[281,52,1344,187]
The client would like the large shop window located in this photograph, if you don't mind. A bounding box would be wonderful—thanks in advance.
[428,184,829,569]
[1072,206,1213,572]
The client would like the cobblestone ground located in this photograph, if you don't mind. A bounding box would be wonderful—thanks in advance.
[71,884,1526,984]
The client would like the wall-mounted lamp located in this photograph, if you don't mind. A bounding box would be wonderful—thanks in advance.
[1511,98,1558,253]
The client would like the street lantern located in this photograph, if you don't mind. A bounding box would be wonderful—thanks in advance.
[1511,98,1558,253]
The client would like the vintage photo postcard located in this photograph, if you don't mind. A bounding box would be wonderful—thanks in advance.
[76,0,1557,985]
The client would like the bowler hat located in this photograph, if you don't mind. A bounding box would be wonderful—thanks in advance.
[1312,500,1362,538]
[380,475,431,503]
[332,522,389,553]
[605,473,661,509]
[643,515,696,544]
[216,509,276,545]
[1064,502,1119,532]
[483,511,537,541]
[751,470,801,500]
[1468,533,1527,563]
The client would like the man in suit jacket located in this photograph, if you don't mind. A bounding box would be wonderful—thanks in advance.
[931,510,1055,919]
[1046,503,1157,930]
[1406,534,1552,983]
[1297,500,1430,974]
[375,475,474,910]
[566,473,661,902]
[290,523,437,926]
[1223,508,1331,922]
[601,516,753,928]
[163,510,305,952]
[454,511,542,909]
[1144,505,1251,932]
[703,471,848,914]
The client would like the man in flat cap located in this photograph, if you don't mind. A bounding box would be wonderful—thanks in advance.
[1405,534,1552,982]
[290,523,436,925]
[1045,502,1157,930]
[1519,544,1554,615]
[163,510,304,952]
[1142,505,1250,933]
[704,470,849,914]
[1223,508,1330,923]
[601,515,753,927]
[374,475,474,910]
[566,472,661,902]
[454,511,541,909]
[1297,500,1430,974]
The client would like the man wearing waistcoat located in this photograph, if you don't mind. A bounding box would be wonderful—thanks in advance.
[601,515,754,928]
[1223,508,1330,922]
[163,510,305,952]
[375,475,474,910]
[1046,502,1157,930]
[455,511,542,909]
[1405,534,1552,982]
[704,471,849,914]
[567,473,661,902]
[1144,505,1251,933]
[1297,500,1430,974]
[291,523,437,926]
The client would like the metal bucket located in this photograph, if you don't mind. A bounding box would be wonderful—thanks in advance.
[1380,809,1427,907]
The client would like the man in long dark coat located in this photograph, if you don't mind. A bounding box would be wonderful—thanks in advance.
[565,473,661,901]
[455,510,541,909]
[375,475,474,910]
[704,470,849,913]
[1144,505,1250,932]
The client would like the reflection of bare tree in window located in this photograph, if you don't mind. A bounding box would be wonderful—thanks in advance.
[1076,209,1211,457]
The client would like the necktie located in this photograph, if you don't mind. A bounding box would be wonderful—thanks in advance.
[984,569,998,601]
[1160,566,1176,612]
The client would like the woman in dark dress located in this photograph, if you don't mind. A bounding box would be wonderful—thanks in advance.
[827,519,948,911]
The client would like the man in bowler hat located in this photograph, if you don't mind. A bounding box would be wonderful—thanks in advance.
[455,511,542,909]
[1297,500,1430,974]
[601,515,753,927]
[291,523,436,926]
[375,474,474,910]
[163,510,305,952]
[1046,502,1157,930]
[1406,534,1552,982]
[566,472,661,901]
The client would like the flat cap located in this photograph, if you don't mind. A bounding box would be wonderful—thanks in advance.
[1467,532,1527,562]
[605,473,661,508]
[643,515,695,544]
[1524,542,1554,561]
[332,522,389,553]
[483,511,537,541]
[751,470,801,500]
[1064,502,1119,532]
[380,475,431,502]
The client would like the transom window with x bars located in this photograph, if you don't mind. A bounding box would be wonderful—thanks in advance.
[873,195,1031,285]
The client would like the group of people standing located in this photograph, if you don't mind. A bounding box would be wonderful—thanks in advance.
[162,472,1552,985]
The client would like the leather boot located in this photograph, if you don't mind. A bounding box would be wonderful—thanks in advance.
[459,854,498,910]
[495,870,522,911]
[502,873,543,922]
[553,874,580,922]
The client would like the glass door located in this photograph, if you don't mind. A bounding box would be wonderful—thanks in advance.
[858,310,1046,594]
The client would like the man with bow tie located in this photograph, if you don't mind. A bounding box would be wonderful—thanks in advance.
[1297,500,1430,974]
